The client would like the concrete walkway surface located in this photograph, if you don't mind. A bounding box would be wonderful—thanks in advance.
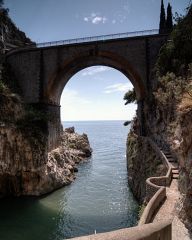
[153,179,191,240]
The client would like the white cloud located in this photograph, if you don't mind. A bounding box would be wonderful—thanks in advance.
[61,89,91,105]
[61,95,137,121]
[104,83,132,94]
[60,87,136,121]
[60,89,92,121]
[112,19,116,24]
[84,17,89,22]
[92,16,107,24]
[83,13,107,24]
[81,66,109,76]
[92,16,102,24]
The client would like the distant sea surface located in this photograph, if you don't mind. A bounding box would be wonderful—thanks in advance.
[0,120,138,240]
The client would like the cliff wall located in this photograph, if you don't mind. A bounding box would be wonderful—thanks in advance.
[127,6,192,229]
[0,7,33,50]
[127,133,166,203]
[0,89,92,197]
[0,65,92,198]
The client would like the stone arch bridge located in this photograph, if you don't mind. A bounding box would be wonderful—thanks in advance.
[6,29,168,150]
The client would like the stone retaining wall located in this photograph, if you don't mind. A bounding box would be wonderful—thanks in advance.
[139,139,173,224]
[67,220,172,240]
[139,187,166,225]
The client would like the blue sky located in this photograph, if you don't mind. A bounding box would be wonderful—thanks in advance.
[60,67,136,121]
[5,0,190,121]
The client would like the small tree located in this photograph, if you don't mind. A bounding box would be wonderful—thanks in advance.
[166,3,173,32]
[123,89,136,126]
[159,0,166,34]
[123,89,136,105]
[156,4,192,76]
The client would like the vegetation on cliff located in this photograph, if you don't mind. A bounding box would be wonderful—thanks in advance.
[157,5,192,76]
[0,1,33,50]
[152,4,192,228]
[154,4,192,145]
[123,88,136,105]
[127,3,192,229]
[159,0,173,34]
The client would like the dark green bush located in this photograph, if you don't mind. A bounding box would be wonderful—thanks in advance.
[156,5,192,76]
[123,88,136,105]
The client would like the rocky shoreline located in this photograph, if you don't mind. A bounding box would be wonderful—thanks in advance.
[0,124,92,197]
[47,127,92,189]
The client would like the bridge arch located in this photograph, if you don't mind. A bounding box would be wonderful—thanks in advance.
[45,51,146,105]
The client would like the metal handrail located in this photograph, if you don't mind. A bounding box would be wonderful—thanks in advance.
[36,29,159,48]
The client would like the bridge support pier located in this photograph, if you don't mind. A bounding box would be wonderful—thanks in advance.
[29,103,62,151]
[46,104,62,151]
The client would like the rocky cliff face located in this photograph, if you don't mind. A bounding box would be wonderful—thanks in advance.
[128,5,192,225]
[0,113,92,197]
[127,68,192,224]
[0,7,33,51]
[0,7,92,198]
[0,83,92,198]
[127,60,192,231]
[172,103,192,228]
[127,133,166,203]
[127,7,192,228]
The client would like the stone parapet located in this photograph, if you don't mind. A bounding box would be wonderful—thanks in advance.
[67,220,172,240]
[139,138,173,225]
[145,139,172,202]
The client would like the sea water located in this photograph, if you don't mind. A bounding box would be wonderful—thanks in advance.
[0,120,138,240]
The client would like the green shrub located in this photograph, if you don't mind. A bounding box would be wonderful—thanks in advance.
[154,72,187,106]
[124,88,136,105]
[156,5,192,76]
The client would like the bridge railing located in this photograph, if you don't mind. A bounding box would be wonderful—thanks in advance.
[36,29,159,48]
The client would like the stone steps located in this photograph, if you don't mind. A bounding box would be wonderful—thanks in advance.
[162,150,177,163]
[172,169,179,174]
[172,173,179,179]
[170,162,179,170]
[160,148,180,178]
[164,153,176,163]
[168,158,175,162]
[172,168,179,179]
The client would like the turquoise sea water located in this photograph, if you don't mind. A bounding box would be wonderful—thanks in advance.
[0,120,138,240]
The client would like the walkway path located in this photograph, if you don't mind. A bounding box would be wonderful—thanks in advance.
[153,179,191,240]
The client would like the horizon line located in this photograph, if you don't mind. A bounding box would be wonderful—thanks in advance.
[62,119,132,122]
